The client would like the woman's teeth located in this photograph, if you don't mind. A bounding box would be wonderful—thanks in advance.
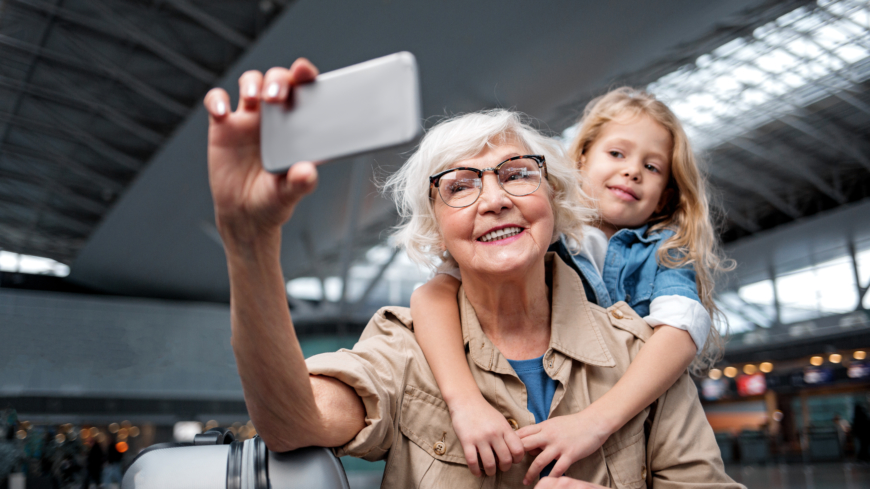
[478,227,523,242]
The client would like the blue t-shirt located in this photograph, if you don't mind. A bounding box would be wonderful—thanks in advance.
[507,354,557,477]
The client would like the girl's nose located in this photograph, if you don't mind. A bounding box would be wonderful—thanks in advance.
[622,162,642,181]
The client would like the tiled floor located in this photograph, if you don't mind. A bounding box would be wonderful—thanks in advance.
[725,463,870,489]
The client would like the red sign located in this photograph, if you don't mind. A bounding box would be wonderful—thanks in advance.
[736,373,766,396]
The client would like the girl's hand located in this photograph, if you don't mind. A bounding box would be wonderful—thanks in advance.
[517,411,612,484]
[449,396,525,477]
[535,477,608,489]
[205,58,320,245]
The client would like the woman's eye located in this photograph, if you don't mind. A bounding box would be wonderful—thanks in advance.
[609,150,624,158]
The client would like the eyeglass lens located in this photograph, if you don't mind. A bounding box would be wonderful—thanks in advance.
[438,158,542,208]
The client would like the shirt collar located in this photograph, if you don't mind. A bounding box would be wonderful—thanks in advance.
[611,224,674,244]
[459,253,616,373]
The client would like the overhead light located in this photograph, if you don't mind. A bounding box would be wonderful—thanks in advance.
[709,368,723,380]
[744,364,758,375]
[646,0,870,150]
[829,353,842,363]
[724,366,738,378]
[810,356,824,366]
[855,351,867,360]
[760,362,774,373]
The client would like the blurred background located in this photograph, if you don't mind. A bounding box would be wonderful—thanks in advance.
[1,0,870,487]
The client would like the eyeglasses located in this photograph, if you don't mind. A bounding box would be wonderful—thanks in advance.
[429,155,548,208]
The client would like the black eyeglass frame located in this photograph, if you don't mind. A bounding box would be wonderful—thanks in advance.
[428,155,549,208]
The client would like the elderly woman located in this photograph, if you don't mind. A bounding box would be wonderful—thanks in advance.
[205,59,741,489]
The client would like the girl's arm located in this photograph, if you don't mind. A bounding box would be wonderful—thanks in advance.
[411,274,525,477]
[517,325,695,484]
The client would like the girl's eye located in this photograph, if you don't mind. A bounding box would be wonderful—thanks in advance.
[645,163,660,173]
[609,150,624,159]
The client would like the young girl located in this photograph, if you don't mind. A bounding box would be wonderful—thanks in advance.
[410,87,731,484]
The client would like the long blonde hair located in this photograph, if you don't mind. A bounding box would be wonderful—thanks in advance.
[568,87,734,374]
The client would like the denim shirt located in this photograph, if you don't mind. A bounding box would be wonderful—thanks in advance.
[551,225,700,317]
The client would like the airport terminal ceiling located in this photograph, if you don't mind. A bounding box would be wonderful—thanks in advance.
[1,0,869,303]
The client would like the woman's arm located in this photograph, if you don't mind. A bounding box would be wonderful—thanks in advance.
[206,61,365,453]
[411,275,525,476]
[518,326,695,483]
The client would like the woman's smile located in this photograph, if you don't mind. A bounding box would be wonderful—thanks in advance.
[476,225,526,243]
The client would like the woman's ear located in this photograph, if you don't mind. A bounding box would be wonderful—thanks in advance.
[577,154,586,170]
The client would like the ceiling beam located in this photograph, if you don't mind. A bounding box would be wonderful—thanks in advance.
[726,137,847,204]
[0,143,125,194]
[706,156,803,219]
[0,73,166,146]
[0,108,144,171]
[0,170,108,215]
[13,0,217,84]
[163,0,252,48]
[722,207,762,234]
[0,198,93,235]
[0,32,189,117]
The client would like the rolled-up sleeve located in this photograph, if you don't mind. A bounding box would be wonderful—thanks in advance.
[644,295,710,354]
[305,308,414,462]
[646,373,745,489]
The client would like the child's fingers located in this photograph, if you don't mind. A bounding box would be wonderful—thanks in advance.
[546,456,574,480]
[238,70,264,111]
[516,424,542,439]
[478,444,498,477]
[520,432,547,451]
[523,448,558,485]
[203,88,230,120]
[505,431,526,464]
[463,445,482,477]
[492,438,513,472]
[262,67,292,103]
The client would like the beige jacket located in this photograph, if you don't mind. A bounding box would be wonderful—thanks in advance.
[306,253,743,488]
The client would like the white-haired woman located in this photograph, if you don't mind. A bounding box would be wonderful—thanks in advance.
[204,59,741,489]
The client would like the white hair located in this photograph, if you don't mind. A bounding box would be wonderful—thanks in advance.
[384,109,595,269]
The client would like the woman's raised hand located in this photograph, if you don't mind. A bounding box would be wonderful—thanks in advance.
[205,58,320,245]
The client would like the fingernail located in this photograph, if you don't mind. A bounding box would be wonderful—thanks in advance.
[215,101,226,116]
[247,83,257,98]
[266,83,279,98]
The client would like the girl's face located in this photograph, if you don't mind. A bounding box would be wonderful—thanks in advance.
[579,114,673,238]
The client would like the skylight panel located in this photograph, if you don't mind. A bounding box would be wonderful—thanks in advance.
[637,0,870,149]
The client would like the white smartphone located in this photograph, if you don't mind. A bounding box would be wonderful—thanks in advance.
[260,52,422,173]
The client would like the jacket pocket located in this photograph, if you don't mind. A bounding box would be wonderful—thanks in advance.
[399,385,483,488]
[603,430,647,489]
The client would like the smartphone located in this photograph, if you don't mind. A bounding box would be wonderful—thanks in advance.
[260,52,422,173]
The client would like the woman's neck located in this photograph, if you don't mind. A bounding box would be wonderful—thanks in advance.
[460,262,551,360]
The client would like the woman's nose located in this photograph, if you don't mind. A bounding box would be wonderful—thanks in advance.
[477,173,512,212]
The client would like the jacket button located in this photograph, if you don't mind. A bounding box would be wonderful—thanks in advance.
[625,293,631,302]
[433,441,446,455]
[641,465,647,478]
[506,418,519,430]
[610,309,624,320]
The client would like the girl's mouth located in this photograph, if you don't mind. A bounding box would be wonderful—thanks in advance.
[608,185,639,201]
[477,226,524,242]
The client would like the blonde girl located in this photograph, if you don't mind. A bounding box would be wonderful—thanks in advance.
[410,87,730,483]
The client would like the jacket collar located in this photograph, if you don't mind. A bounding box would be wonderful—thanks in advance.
[610,224,674,244]
[459,252,616,374]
